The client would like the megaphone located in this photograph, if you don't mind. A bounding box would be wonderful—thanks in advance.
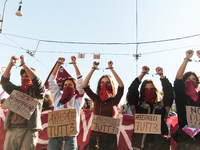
[15,4,23,17]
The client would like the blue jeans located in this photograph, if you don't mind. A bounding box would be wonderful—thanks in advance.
[47,136,77,150]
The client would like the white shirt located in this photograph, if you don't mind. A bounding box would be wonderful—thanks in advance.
[48,74,85,136]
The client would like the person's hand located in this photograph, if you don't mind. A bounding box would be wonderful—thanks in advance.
[20,55,26,64]
[57,57,65,63]
[186,50,194,59]
[196,50,200,59]
[71,56,76,63]
[108,61,113,68]
[93,61,100,68]
[10,56,19,65]
[156,67,163,74]
[142,66,150,74]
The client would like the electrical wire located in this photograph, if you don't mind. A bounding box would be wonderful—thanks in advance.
[2,32,200,45]
[1,42,200,56]
[1,34,50,70]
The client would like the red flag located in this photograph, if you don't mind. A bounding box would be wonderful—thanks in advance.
[44,62,71,89]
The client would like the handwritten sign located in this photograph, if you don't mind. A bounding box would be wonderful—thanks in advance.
[2,90,38,120]
[186,106,200,128]
[47,109,77,138]
[134,114,161,134]
[91,115,120,134]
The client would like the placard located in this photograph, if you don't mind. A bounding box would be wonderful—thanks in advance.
[91,115,120,134]
[134,114,161,134]
[2,90,38,120]
[47,109,77,138]
[186,106,200,128]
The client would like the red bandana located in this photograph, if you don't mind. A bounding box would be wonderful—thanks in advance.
[59,86,76,104]
[144,90,156,104]
[21,78,33,93]
[99,84,112,101]
[185,80,198,102]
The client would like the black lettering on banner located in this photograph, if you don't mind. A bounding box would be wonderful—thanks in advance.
[64,124,69,135]
[191,107,196,114]
[69,123,75,133]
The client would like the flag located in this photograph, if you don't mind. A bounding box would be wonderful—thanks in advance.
[0,66,9,101]
[0,66,6,76]
[44,62,71,89]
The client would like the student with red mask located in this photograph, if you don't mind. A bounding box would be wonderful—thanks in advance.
[82,61,124,150]
[172,50,200,150]
[127,66,174,150]
[1,55,45,150]
[47,56,84,150]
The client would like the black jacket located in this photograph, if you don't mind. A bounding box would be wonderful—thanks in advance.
[127,77,174,149]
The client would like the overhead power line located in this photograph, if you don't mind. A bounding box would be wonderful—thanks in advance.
[2,32,200,45]
[1,42,200,56]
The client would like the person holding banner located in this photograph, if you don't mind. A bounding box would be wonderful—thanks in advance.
[127,66,174,150]
[82,61,124,150]
[47,56,84,150]
[1,55,45,150]
[172,50,200,150]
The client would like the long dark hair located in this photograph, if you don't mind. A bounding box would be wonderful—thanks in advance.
[183,71,199,88]
[96,75,116,97]
[140,79,160,103]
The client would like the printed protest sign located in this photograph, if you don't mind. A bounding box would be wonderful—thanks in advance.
[91,115,120,134]
[186,106,200,128]
[134,114,161,134]
[2,90,38,120]
[47,109,77,138]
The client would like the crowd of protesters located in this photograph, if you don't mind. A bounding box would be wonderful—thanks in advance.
[1,50,200,150]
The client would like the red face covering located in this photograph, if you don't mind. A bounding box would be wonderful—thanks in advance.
[185,80,198,102]
[144,90,156,104]
[99,84,112,101]
[59,86,76,104]
[21,78,33,93]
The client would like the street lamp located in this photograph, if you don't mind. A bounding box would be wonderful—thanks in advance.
[0,0,8,33]
[15,0,23,17]
[0,0,23,33]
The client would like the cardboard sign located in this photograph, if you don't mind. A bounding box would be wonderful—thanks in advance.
[134,114,161,134]
[47,109,77,138]
[2,90,38,120]
[91,115,120,134]
[186,106,200,128]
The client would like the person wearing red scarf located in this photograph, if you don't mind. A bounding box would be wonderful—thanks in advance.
[47,56,85,150]
[1,55,45,150]
[82,61,124,150]
[173,50,200,150]
[127,66,174,150]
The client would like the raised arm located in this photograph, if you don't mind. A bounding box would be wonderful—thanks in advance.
[138,66,150,82]
[176,50,193,80]
[3,56,19,78]
[20,55,36,80]
[82,61,99,88]
[71,56,81,77]
[108,61,124,87]
[52,57,65,76]
[156,67,164,79]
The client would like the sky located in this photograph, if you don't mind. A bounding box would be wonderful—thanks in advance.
[1,0,200,105]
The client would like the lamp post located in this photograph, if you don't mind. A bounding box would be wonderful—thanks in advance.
[0,0,23,33]
[0,0,8,33]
